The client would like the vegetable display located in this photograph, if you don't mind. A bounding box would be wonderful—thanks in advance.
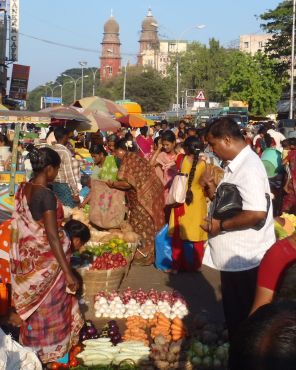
[76,338,151,367]
[91,252,128,270]
[94,289,188,320]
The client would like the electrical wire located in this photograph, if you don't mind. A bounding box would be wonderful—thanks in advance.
[19,32,137,56]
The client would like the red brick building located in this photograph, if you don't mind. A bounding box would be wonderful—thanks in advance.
[100,15,121,80]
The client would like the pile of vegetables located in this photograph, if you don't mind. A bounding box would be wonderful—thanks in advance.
[91,252,128,270]
[99,320,122,345]
[80,320,99,341]
[94,289,188,320]
[123,316,149,345]
[186,315,229,369]
[71,239,133,269]
[76,338,151,368]
[150,335,189,370]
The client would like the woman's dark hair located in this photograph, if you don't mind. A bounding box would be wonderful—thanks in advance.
[114,138,135,152]
[154,136,161,146]
[264,133,274,148]
[183,136,204,205]
[27,145,61,173]
[0,133,10,146]
[207,117,244,140]
[229,301,296,370]
[64,219,91,244]
[89,144,108,157]
[140,126,148,136]
[161,130,176,143]
[54,127,69,142]
[258,126,267,135]
[125,132,134,141]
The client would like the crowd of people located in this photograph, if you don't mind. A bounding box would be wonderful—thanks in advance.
[0,116,296,368]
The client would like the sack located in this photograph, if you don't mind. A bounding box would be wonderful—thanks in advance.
[166,173,188,205]
[155,224,173,271]
[89,180,126,229]
[212,182,243,220]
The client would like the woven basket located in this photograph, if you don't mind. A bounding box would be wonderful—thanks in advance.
[77,266,127,296]
[77,243,138,296]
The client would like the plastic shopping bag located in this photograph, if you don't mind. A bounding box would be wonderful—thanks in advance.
[155,224,172,271]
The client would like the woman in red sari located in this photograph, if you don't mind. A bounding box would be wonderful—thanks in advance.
[136,126,153,159]
[107,138,165,265]
[10,147,83,366]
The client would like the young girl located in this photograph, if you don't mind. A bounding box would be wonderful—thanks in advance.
[169,136,208,272]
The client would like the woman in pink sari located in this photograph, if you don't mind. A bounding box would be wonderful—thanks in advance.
[10,147,83,366]
[151,130,178,203]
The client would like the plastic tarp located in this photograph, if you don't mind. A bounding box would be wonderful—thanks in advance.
[0,328,42,370]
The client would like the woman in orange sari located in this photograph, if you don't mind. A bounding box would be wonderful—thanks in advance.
[10,146,83,366]
[107,138,165,265]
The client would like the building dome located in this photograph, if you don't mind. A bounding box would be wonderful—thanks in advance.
[141,8,158,32]
[104,16,119,34]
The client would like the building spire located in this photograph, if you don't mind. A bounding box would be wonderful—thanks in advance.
[147,8,152,16]
[110,8,113,17]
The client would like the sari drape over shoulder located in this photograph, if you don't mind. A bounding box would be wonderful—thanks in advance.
[118,153,165,264]
[10,183,83,363]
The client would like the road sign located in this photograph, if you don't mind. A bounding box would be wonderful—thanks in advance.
[44,96,62,104]
[195,90,206,101]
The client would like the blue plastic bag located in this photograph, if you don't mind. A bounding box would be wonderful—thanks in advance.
[155,224,172,271]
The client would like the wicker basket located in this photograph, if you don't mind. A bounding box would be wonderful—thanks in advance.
[77,242,138,296]
[77,266,128,296]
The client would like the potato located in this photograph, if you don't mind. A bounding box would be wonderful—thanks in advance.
[154,360,170,370]
[169,342,182,355]
[155,335,166,346]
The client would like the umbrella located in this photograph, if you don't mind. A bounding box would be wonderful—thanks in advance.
[116,114,153,128]
[72,96,127,116]
[40,106,90,123]
[73,107,120,132]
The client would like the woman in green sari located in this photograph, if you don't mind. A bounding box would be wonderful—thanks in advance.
[80,144,118,208]
[90,144,118,181]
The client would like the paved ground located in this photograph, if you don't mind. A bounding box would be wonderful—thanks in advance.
[121,264,224,324]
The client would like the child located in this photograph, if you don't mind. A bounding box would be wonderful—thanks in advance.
[63,219,91,251]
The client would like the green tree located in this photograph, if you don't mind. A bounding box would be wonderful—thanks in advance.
[259,0,293,77]
[217,51,283,115]
[28,66,173,113]
[167,39,234,102]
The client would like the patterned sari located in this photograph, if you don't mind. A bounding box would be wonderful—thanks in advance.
[10,183,83,364]
[118,153,165,265]
[282,150,296,213]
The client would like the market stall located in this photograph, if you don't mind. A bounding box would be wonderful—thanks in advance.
[0,111,51,213]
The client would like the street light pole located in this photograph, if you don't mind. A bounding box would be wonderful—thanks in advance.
[290,0,296,119]
[176,24,206,118]
[123,65,127,100]
[90,68,100,96]
[60,81,74,104]
[79,61,88,99]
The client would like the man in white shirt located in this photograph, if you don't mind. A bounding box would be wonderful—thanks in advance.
[202,117,275,338]
[266,122,285,152]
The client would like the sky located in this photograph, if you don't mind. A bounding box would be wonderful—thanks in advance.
[11,0,282,90]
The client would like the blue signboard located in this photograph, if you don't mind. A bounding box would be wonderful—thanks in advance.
[44,96,62,104]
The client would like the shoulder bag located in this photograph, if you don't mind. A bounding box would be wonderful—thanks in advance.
[166,155,188,205]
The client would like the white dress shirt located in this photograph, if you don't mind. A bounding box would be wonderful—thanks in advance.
[203,145,276,272]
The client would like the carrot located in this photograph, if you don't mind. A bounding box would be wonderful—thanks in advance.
[172,317,184,326]
[171,323,185,332]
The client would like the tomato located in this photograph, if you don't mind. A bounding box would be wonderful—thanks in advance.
[69,358,78,367]
[50,363,61,370]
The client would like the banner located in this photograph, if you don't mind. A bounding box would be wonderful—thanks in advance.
[9,0,19,61]
[9,64,30,100]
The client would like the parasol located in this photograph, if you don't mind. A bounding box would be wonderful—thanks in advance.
[72,96,127,116]
[40,106,90,122]
[116,114,154,128]
[73,107,120,132]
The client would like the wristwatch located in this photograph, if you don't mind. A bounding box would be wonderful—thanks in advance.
[220,220,226,232]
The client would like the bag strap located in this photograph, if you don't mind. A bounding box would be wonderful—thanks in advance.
[176,154,185,171]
